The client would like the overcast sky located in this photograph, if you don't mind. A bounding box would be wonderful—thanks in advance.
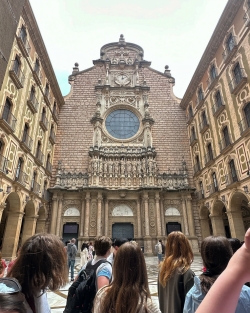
[29,0,228,98]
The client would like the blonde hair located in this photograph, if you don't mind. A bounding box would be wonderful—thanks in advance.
[159,231,193,287]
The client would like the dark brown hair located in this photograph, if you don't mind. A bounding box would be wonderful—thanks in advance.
[100,242,150,313]
[200,236,233,293]
[0,293,26,313]
[8,233,68,297]
[94,236,112,256]
[159,231,193,287]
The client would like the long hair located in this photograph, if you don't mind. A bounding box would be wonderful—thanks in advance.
[159,231,193,287]
[8,233,68,297]
[0,253,4,275]
[101,242,150,313]
[200,236,232,293]
[0,292,26,313]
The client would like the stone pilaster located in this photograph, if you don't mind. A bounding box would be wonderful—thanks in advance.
[143,191,152,254]
[181,197,189,236]
[56,196,63,237]
[50,194,58,234]
[137,196,141,238]
[155,192,161,237]
[22,215,39,243]
[97,192,102,236]
[84,192,91,237]
[80,195,85,237]
[104,197,109,236]
[227,210,245,241]
[210,214,226,237]
[186,196,195,236]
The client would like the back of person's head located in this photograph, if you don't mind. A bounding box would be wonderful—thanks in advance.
[94,236,112,256]
[102,242,150,313]
[228,238,242,254]
[114,237,128,248]
[159,231,193,287]
[7,233,68,297]
[0,278,26,313]
[71,238,76,244]
[200,236,233,293]
[159,239,162,243]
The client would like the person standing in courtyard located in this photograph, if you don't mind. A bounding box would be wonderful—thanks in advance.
[155,239,164,264]
[107,237,128,265]
[158,231,194,313]
[80,242,89,266]
[67,238,78,281]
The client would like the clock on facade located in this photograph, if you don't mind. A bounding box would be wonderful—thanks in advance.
[115,73,131,86]
[105,109,140,139]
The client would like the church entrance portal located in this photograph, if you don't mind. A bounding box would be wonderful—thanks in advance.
[112,223,134,240]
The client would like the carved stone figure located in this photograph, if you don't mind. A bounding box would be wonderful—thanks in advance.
[126,160,132,173]
[108,159,113,174]
[114,159,119,174]
[142,158,147,173]
[103,160,108,173]
[120,159,125,175]
[132,159,137,175]
[137,160,142,174]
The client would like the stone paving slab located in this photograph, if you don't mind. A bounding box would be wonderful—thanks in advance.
[47,255,202,312]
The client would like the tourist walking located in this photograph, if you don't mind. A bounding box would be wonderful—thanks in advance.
[93,241,161,313]
[80,242,89,266]
[88,241,94,260]
[67,238,78,281]
[7,233,68,313]
[183,235,250,313]
[158,231,194,313]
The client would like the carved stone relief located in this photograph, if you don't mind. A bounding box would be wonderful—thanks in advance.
[89,201,97,237]
[64,207,80,216]
[112,205,134,216]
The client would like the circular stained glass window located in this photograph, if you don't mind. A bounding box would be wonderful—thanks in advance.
[105,109,140,139]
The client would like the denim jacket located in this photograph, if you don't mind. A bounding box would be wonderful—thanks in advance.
[183,276,250,313]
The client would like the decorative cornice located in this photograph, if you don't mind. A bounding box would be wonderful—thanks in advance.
[22,0,64,107]
[180,0,243,109]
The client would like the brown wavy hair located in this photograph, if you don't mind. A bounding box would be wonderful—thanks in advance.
[100,242,150,313]
[200,236,232,293]
[8,233,68,297]
[159,231,193,287]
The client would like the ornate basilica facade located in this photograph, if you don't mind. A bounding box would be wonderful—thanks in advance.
[50,35,199,254]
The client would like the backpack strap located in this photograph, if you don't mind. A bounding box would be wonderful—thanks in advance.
[86,259,110,271]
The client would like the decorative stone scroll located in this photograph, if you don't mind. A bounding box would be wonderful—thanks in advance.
[64,208,80,216]
[112,205,133,216]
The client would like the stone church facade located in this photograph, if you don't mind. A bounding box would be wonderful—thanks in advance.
[50,35,199,254]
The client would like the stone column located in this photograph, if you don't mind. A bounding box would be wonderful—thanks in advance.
[2,211,24,258]
[160,197,165,236]
[227,210,245,241]
[84,192,90,237]
[186,196,195,236]
[137,196,141,238]
[181,197,189,236]
[0,204,5,223]
[56,196,63,237]
[200,217,211,239]
[104,198,109,236]
[22,215,39,243]
[143,192,152,254]
[50,194,58,234]
[155,192,161,237]
[97,192,102,236]
[80,195,85,237]
[210,214,226,236]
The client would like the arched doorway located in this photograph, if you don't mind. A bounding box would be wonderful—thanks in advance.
[199,205,213,239]
[20,200,36,246]
[36,206,46,233]
[210,200,228,237]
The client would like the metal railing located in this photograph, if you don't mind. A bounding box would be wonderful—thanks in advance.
[196,93,204,107]
[33,65,43,83]
[35,149,44,164]
[229,68,247,93]
[10,60,25,86]
[31,180,40,194]
[49,129,56,143]
[222,36,237,61]
[28,93,39,112]
[46,161,52,174]
[199,118,209,132]
[207,70,218,88]
[0,155,9,173]
[219,136,231,152]
[40,114,49,130]
[208,182,219,195]
[204,150,214,164]
[225,170,239,186]
[21,134,33,150]
[238,116,250,135]
[17,28,31,54]
[193,162,201,174]
[15,169,28,185]
[1,109,17,131]
[212,99,224,115]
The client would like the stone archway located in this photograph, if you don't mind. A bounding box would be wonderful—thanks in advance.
[228,191,249,240]
[199,205,212,239]
[1,192,22,258]
[210,199,228,237]
[20,200,36,245]
[36,206,46,233]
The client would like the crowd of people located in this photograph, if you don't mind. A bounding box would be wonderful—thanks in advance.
[0,229,249,313]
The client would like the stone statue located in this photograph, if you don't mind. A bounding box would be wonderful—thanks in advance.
[142,158,147,173]
[108,159,113,174]
[126,160,132,173]
[103,159,108,173]
[114,159,119,174]
[132,158,137,175]
[137,160,142,175]
[120,158,125,175]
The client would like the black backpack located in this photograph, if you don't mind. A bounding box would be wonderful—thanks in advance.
[63,259,109,313]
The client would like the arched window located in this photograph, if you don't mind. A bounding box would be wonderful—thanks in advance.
[229,159,238,183]
[201,111,208,127]
[223,126,230,147]
[31,171,37,189]
[2,98,12,122]
[198,87,204,102]
[53,102,57,114]
[30,86,35,101]
[212,172,218,192]
[20,26,27,44]
[233,63,242,85]
[195,155,200,172]
[13,55,21,75]
[16,157,23,179]
[226,33,235,52]
[22,123,29,143]
[41,108,46,122]
[199,181,204,198]
[34,58,40,74]
[215,91,223,108]
[210,65,217,80]
[45,83,49,97]
[207,143,213,161]
[46,154,51,171]
[0,141,4,154]
[36,141,41,158]
[244,102,250,128]
[191,126,196,140]
[188,106,193,119]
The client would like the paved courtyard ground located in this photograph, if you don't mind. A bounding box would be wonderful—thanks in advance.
[47,255,203,312]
